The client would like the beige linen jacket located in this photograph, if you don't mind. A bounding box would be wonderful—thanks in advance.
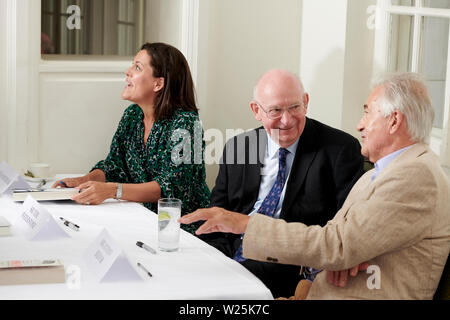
[243,143,450,299]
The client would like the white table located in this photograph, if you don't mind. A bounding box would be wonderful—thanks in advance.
[0,195,273,300]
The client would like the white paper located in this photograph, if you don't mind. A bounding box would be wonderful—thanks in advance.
[10,175,31,190]
[15,196,70,240]
[83,229,141,282]
[0,162,30,194]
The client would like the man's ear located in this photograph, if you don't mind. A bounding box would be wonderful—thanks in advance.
[250,101,262,121]
[154,77,165,93]
[303,93,309,114]
[389,110,404,134]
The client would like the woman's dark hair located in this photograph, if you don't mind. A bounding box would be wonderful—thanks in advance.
[140,42,198,121]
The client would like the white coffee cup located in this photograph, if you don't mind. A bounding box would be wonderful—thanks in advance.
[29,163,51,178]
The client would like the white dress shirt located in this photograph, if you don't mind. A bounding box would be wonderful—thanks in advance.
[250,132,299,219]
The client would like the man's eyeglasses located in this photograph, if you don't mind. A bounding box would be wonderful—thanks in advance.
[256,102,304,120]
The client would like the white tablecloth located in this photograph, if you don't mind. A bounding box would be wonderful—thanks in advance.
[0,195,273,300]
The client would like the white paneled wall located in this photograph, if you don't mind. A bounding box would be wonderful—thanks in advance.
[0,1,7,163]
[196,0,303,187]
[8,0,443,187]
[38,70,127,173]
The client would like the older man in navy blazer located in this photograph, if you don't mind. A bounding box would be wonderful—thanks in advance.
[200,69,364,297]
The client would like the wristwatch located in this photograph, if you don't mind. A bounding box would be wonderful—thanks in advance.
[115,183,123,200]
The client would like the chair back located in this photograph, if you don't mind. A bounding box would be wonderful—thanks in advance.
[434,254,450,300]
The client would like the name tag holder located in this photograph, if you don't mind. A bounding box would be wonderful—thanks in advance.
[83,229,141,282]
[0,162,30,195]
[15,196,70,241]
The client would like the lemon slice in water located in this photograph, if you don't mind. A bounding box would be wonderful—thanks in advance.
[158,211,171,221]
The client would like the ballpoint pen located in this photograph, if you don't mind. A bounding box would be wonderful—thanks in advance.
[59,217,80,231]
[137,262,153,277]
[58,180,68,188]
[136,241,157,254]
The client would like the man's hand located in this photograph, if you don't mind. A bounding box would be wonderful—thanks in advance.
[326,262,370,287]
[179,207,250,235]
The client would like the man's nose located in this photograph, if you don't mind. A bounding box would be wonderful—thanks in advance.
[280,109,293,125]
[357,118,364,132]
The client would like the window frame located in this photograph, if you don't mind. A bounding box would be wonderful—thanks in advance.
[373,0,450,165]
[41,0,145,57]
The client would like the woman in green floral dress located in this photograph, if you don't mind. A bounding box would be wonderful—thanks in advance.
[54,43,210,234]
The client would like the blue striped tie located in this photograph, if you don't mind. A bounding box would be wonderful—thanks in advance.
[233,148,289,262]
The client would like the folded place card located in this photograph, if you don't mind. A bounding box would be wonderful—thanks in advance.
[15,196,70,241]
[0,162,30,194]
[83,228,141,282]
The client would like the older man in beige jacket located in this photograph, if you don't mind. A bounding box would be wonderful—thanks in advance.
[181,72,450,299]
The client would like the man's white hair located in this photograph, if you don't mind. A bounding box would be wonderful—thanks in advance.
[372,72,435,143]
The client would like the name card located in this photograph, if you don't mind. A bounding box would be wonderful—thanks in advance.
[15,196,70,240]
[0,162,29,194]
[83,229,141,282]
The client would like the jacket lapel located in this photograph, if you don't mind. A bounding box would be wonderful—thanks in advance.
[242,127,267,213]
[281,118,318,218]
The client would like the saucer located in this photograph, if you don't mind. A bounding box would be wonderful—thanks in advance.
[23,175,56,183]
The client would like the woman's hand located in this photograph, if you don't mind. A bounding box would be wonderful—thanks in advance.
[71,181,117,205]
[52,176,87,188]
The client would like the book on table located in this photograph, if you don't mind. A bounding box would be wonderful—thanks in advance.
[12,188,78,202]
[0,216,11,237]
[0,259,65,285]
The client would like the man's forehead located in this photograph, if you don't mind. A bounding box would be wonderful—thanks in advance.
[258,85,303,105]
[366,85,384,107]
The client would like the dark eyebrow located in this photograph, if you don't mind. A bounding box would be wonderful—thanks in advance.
[133,61,144,67]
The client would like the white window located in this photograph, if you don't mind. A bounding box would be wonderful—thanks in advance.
[373,0,450,165]
[41,0,145,56]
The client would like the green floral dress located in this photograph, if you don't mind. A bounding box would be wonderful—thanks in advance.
[92,104,211,234]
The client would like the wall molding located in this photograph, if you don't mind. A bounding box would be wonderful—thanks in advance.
[6,0,18,167]
[181,0,199,86]
[39,60,131,74]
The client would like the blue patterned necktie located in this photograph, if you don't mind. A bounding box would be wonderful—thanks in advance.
[233,148,289,262]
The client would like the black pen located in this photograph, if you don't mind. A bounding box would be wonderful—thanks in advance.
[59,217,80,231]
[136,241,157,254]
[137,262,153,277]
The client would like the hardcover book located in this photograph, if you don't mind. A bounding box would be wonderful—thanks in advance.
[0,259,65,286]
[0,216,11,237]
[12,188,78,202]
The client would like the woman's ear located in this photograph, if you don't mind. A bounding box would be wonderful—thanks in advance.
[154,77,165,92]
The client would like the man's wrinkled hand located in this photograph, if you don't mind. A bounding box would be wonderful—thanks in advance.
[179,207,250,235]
[326,262,370,287]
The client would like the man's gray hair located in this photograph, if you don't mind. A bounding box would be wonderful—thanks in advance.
[373,72,435,143]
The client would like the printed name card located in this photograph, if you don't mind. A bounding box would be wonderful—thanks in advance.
[15,196,70,240]
[83,229,141,282]
[0,162,29,194]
